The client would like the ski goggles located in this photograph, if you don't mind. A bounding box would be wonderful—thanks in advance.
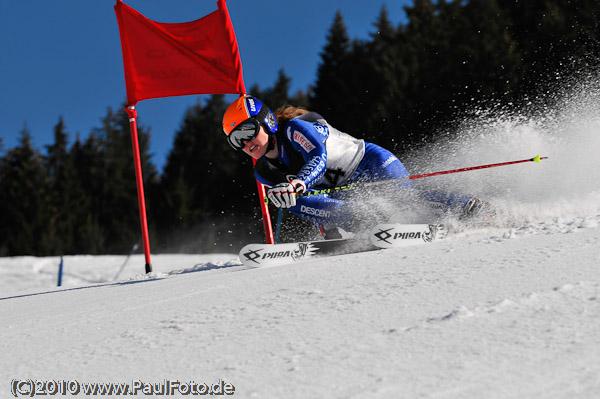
[227,119,261,151]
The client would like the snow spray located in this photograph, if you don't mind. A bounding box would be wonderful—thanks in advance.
[404,68,600,224]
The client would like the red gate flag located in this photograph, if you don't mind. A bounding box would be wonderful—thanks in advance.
[114,0,246,104]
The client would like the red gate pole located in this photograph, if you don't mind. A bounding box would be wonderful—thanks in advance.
[253,159,274,244]
[125,104,152,273]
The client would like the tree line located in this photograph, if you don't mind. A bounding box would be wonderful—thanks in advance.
[1,0,598,256]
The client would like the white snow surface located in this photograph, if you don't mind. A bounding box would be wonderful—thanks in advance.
[2,75,600,398]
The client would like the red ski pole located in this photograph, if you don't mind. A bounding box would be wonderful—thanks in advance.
[406,155,547,180]
[296,155,548,199]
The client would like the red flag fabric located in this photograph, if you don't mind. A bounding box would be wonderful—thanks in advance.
[115,0,245,104]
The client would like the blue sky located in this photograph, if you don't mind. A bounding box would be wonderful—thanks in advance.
[1,0,410,172]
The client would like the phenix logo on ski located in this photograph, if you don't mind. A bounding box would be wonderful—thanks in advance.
[242,243,319,264]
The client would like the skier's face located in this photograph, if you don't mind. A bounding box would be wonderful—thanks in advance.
[242,125,269,159]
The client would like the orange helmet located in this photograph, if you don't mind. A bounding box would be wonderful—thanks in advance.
[222,95,277,150]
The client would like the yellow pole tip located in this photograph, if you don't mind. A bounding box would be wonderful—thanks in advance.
[533,155,541,163]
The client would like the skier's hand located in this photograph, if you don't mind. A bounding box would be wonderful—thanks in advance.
[267,179,306,208]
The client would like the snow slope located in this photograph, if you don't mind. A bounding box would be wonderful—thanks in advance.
[1,75,600,398]
[1,217,599,398]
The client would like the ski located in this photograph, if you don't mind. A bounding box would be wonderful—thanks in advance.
[369,223,446,249]
[239,238,378,268]
[239,223,447,267]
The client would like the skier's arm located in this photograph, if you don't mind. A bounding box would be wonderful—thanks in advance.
[284,119,328,189]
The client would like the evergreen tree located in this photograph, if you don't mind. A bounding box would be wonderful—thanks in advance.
[257,69,292,110]
[497,0,600,100]
[69,132,106,254]
[46,117,69,180]
[43,117,71,253]
[394,0,441,146]
[310,11,354,129]
[399,0,524,145]
[0,128,51,255]
[5,0,599,256]
[92,106,158,254]
[157,94,261,252]
[435,0,522,116]
[250,69,310,111]
[362,6,408,147]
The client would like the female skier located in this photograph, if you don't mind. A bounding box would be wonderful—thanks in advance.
[222,95,487,238]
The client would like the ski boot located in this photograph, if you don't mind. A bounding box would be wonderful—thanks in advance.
[459,197,496,222]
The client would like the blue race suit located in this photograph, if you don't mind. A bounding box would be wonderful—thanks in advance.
[254,112,472,230]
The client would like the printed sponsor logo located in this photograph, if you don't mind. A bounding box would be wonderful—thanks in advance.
[393,232,422,239]
[247,97,257,112]
[306,189,330,196]
[242,247,296,264]
[296,183,360,197]
[262,250,291,259]
[313,122,328,136]
[381,155,397,168]
[293,131,316,153]
[373,229,422,243]
[300,205,331,218]
[296,156,326,181]
[423,224,438,242]
[243,248,262,264]
[373,228,393,244]
[243,243,318,264]
[291,243,309,260]
[267,112,276,129]
[372,227,434,244]
[426,202,446,210]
